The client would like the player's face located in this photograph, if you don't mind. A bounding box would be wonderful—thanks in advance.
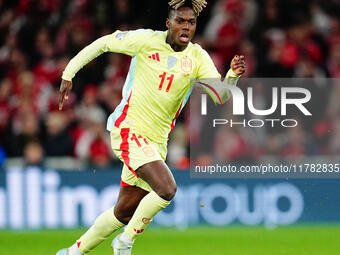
[166,7,197,51]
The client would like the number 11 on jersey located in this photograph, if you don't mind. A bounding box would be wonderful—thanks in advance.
[158,72,174,92]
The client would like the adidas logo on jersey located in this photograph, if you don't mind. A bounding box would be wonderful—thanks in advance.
[148,52,160,62]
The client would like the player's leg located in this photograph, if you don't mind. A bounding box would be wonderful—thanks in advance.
[125,159,176,236]
[76,186,149,254]
[112,160,176,253]
[136,160,177,200]
[114,185,149,224]
[56,186,148,255]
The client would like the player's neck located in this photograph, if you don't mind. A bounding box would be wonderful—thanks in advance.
[166,35,187,52]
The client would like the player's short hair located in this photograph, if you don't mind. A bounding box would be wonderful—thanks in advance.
[168,0,207,17]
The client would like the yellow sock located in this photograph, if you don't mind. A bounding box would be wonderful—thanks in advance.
[77,206,124,254]
[124,191,171,240]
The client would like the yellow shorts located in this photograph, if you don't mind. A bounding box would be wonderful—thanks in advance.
[110,126,167,192]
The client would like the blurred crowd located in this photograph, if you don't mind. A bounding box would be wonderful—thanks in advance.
[0,0,339,170]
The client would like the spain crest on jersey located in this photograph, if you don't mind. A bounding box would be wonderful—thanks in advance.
[181,56,192,74]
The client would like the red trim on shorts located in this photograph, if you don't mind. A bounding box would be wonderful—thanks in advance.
[120,128,138,178]
[170,102,183,131]
[120,179,131,187]
[115,93,132,128]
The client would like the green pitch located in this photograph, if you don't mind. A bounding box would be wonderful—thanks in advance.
[1,225,339,255]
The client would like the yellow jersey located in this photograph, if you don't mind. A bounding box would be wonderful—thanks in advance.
[62,29,238,143]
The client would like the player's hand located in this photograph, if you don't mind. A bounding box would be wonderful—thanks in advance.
[230,55,246,76]
[59,79,72,110]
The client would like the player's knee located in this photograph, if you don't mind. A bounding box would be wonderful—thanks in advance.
[157,183,177,201]
[114,207,132,225]
[114,212,131,225]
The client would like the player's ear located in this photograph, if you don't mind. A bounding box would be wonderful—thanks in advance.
[166,18,170,29]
